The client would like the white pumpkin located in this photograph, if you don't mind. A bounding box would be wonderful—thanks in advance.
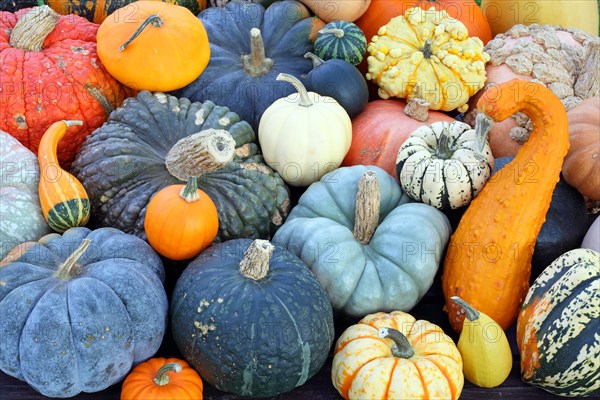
[581,216,599,252]
[258,73,352,187]
[0,131,51,260]
[396,116,494,209]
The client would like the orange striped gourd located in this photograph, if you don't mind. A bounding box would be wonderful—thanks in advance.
[38,120,90,233]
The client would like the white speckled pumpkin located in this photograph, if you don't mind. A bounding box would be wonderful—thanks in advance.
[0,131,51,259]
[365,7,490,113]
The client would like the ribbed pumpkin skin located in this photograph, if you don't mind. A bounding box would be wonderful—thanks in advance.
[47,0,206,23]
[72,91,290,243]
[517,248,600,397]
[170,239,335,397]
[314,20,367,65]
[0,227,168,398]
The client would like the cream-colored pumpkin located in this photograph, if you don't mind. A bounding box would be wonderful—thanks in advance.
[366,7,490,113]
[258,73,352,187]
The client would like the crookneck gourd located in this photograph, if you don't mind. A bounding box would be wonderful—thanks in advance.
[72,91,290,242]
[442,79,570,332]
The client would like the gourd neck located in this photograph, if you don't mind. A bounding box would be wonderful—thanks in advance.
[9,6,59,52]
[165,129,236,182]
[180,177,200,202]
[242,28,274,77]
[378,327,414,359]
[153,362,182,386]
[304,52,324,68]
[353,171,380,244]
[421,39,433,59]
[318,28,345,38]
[54,239,91,280]
[39,120,83,168]
[276,73,313,107]
[451,296,480,321]
[239,240,274,281]
[119,14,163,52]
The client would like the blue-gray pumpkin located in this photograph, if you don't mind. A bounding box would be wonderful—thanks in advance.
[273,165,452,318]
[170,238,334,397]
[0,227,168,398]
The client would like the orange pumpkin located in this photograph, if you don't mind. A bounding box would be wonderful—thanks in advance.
[332,311,464,400]
[96,1,210,91]
[144,176,219,261]
[121,357,203,400]
[342,99,455,177]
[442,79,570,332]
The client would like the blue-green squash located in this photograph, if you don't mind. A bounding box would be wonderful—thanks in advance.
[314,20,367,65]
[0,227,168,398]
[272,165,451,318]
[517,248,600,397]
[170,238,334,397]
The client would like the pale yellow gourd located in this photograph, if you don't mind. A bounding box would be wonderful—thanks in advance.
[452,296,512,388]
[366,7,490,113]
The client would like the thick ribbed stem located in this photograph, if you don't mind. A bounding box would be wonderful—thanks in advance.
[239,240,274,281]
[421,39,433,58]
[475,112,494,154]
[54,239,91,280]
[353,171,380,244]
[378,327,415,359]
[276,73,313,107]
[242,28,274,77]
[119,15,163,52]
[180,176,200,203]
[9,6,60,52]
[153,362,182,386]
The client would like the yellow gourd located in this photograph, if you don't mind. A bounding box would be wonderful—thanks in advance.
[452,296,512,388]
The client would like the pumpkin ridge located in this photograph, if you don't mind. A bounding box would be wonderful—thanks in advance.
[413,361,429,399]
[383,357,398,399]
[64,282,83,393]
[365,244,421,293]
[425,357,459,399]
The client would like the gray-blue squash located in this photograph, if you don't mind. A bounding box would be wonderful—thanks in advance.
[170,238,334,397]
[0,227,168,398]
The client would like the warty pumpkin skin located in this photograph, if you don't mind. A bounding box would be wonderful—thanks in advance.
[0,227,168,398]
[175,0,324,130]
[170,239,334,397]
[442,79,570,333]
[0,6,132,168]
[72,91,290,243]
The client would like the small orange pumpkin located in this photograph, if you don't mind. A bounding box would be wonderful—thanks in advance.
[121,357,203,400]
[144,176,219,261]
[96,1,210,91]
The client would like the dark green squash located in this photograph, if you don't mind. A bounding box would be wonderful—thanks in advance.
[72,91,290,243]
[0,227,168,398]
[314,20,367,65]
[302,52,368,118]
[174,0,323,130]
[170,238,335,397]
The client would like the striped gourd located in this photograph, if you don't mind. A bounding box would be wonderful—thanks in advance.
[517,248,600,397]
[314,20,367,66]
[38,120,90,233]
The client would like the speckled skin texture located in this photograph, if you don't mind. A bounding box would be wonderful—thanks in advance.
[0,227,168,398]
[170,239,335,397]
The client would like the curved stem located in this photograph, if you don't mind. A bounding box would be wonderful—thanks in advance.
[54,239,91,280]
[153,362,182,386]
[353,171,380,244]
[180,176,200,203]
[242,28,274,77]
[276,73,313,107]
[378,327,414,359]
[421,39,433,59]
[435,128,453,159]
[475,112,494,154]
[85,85,114,116]
[318,28,345,38]
[119,14,163,52]
[451,296,480,321]
[304,52,324,68]
[9,6,60,52]
[239,240,274,281]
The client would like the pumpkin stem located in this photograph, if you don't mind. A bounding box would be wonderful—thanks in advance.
[318,28,345,38]
[153,362,183,386]
[242,28,274,77]
[353,171,380,244]
[421,39,433,59]
[474,112,494,154]
[404,98,430,122]
[165,129,236,181]
[85,84,115,116]
[9,6,60,52]
[54,239,91,280]
[239,239,274,281]
[378,327,414,359]
[304,52,324,68]
[435,127,453,159]
[119,14,163,52]
[180,176,200,203]
[276,73,313,107]
[451,296,480,321]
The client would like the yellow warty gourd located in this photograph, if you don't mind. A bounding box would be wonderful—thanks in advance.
[366,7,490,113]
[452,296,513,388]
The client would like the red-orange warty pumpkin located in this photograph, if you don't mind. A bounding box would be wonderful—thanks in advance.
[0,6,132,168]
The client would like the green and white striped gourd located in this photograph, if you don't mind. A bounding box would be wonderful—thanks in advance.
[314,20,367,66]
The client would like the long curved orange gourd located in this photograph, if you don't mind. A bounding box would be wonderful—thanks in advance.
[38,120,90,233]
[442,79,570,332]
